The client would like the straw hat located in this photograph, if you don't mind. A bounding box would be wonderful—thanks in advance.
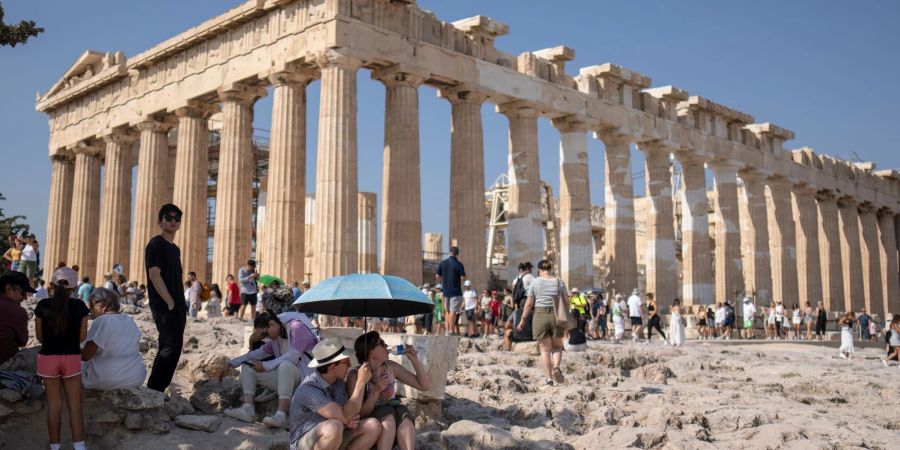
[307,338,355,368]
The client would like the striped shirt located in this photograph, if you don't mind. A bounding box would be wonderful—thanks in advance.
[289,372,349,444]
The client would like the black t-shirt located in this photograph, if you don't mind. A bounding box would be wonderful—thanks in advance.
[144,235,184,311]
[437,256,466,297]
[34,298,89,355]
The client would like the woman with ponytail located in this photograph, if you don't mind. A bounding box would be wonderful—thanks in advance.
[34,267,90,450]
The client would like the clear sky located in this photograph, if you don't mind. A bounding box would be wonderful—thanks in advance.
[1,0,898,257]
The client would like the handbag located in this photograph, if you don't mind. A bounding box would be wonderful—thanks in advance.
[552,279,575,329]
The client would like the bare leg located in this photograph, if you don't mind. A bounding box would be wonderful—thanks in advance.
[43,377,62,444]
[376,415,396,450]
[538,338,553,379]
[63,375,84,443]
[348,418,383,450]
[316,419,345,450]
[396,417,416,450]
[238,304,247,320]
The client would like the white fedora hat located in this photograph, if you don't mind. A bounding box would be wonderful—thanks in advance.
[307,338,355,368]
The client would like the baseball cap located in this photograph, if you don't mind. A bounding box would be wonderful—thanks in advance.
[158,203,183,222]
[464,280,471,287]
[52,267,79,288]
[0,271,37,293]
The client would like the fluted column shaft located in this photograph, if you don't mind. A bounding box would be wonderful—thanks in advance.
[600,133,637,296]
[68,145,102,281]
[444,88,488,292]
[816,192,843,311]
[838,197,864,312]
[96,133,136,282]
[313,52,362,282]
[710,161,743,302]
[766,178,799,305]
[212,88,260,287]
[130,120,172,284]
[259,73,314,284]
[501,104,543,282]
[45,154,75,270]
[878,211,900,317]
[376,70,424,284]
[640,144,677,302]
[358,192,378,273]
[859,205,883,315]
[739,173,773,303]
[172,108,211,282]
[678,154,712,305]
[556,120,593,291]
[792,185,822,308]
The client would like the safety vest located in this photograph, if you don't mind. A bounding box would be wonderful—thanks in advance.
[570,294,588,314]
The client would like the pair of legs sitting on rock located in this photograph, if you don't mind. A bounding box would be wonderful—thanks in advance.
[225,360,301,428]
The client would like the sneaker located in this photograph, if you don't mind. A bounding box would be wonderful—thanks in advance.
[255,388,277,403]
[882,359,889,367]
[839,353,847,359]
[552,367,566,384]
[544,379,554,386]
[262,412,288,429]
[224,404,256,423]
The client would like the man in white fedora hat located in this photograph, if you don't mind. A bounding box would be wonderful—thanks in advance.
[288,338,381,450]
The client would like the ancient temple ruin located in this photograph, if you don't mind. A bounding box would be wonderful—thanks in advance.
[37,0,900,319]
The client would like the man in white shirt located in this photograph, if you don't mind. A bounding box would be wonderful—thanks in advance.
[462,280,478,337]
[741,295,757,339]
[626,289,644,341]
[714,303,725,338]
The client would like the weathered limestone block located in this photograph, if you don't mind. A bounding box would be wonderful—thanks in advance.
[100,386,165,411]
[381,334,459,401]
[424,232,444,261]
[175,415,221,433]
[510,341,539,356]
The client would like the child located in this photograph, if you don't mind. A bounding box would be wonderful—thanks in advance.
[205,284,223,319]
[35,267,90,450]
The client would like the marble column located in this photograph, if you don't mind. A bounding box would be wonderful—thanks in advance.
[599,132,637,296]
[859,204,883,315]
[878,210,900,317]
[442,87,488,293]
[710,160,743,302]
[96,132,136,282]
[313,51,362,282]
[838,197,864,312]
[45,153,75,270]
[212,86,262,287]
[639,143,677,303]
[172,107,211,282]
[500,103,543,283]
[816,191,844,312]
[766,177,799,306]
[424,233,443,261]
[67,144,102,280]
[259,71,314,284]
[792,185,822,309]
[556,119,593,291]
[738,171,773,304]
[358,192,378,274]
[130,119,172,284]
[375,68,425,285]
[677,154,713,305]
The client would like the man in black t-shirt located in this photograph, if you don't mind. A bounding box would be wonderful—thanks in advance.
[145,203,186,392]
[436,246,466,335]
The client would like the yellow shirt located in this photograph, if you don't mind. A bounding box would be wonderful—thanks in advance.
[569,294,588,314]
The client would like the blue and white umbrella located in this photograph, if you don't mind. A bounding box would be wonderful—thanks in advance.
[293,273,433,318]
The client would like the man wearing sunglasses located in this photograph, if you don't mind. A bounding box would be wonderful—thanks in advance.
[0,271,34,368]
[145,203,186,392]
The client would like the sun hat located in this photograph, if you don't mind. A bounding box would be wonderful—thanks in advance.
[52,267,79,288]
[307,338,355,368]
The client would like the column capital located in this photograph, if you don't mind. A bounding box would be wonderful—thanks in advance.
[101,129,138,146]
[50,152,74,163]
[790,183,817,197]
[594,128,632,146]
[858,201,877,214]
[638,140,677,156]
[437,85,487,105]
[496,101,541,119]
[268,68,319,88]
[673,150,705,167]
[135,118,174,133]
[314,48,364,71]
[371,64,427,88]
[70,140,103,157]
[815,189,839,203]
[738,169,770,184]
[877,207,895,219]
[765,175,792,188]
[707,159,741,174]
[218,83,267,105]
[551,115,591,133]
[173,101,219,119]
[837,195,858,208]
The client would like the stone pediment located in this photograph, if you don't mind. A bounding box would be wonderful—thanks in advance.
[38,50,126,103]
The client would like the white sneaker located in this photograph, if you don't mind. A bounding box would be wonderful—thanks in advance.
[839,353,847,359]
[224,404,256,423]
[262,412,288,429]
[882,359,889,367]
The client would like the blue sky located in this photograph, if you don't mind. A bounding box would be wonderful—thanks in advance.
[1,0,898,256]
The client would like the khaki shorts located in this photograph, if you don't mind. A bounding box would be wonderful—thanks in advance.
[532,308,565,341]
[296,421,352,450]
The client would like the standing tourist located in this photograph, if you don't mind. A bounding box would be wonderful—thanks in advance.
[33,278,49,300]
[741,295,757,339]
[238,260,259,321]
[419,284,433,335]
[645,293,666,343]
[81,288,146,390]
[224,274,241,317]
[803,302,814,340]
[489,292,501,337]
[432,285,444,336]
[35,267,89,450]
[611,294,626,343]
[627,289,644,342]
[774,301,786,340]
[462,281,478,338]
[694,305,707,340]
[814,301,828,341]
[76,277,93,305]
[791,304,802,340]
[19,234,39,287]
[569,288,588,334]
[479,289,492,338]
[0,271,32,367]
[858,309,872,341]
[838,311,856,359]
[881,314,900,367]
[435,246,466,336]
[288,339,381,450]
[517,259,569,386]
[145,204,187,392]
[187,271,202,319]
[722,301,735,340]
[714,302,725,338]
[668,298,685,346]
[507,262,534,331]
[2,235,23,271]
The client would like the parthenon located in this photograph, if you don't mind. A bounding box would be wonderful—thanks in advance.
[37,0,900,320]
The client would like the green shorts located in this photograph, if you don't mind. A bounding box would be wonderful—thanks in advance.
[532,308,566,341]
[743,319,753,328]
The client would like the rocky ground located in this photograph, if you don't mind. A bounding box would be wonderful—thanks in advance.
[1,301,898,449]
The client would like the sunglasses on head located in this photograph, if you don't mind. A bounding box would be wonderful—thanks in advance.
[163,215,182,222]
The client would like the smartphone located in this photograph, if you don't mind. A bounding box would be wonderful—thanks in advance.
[241,360,256,366]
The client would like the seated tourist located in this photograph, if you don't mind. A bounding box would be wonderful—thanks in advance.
[81,288,146,390]
[0,271,33,368]
[225,312,315,429]
[348,332,431,450]
[289,339,381,450]
[503,309,534,351]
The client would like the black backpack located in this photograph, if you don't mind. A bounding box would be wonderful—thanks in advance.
[568,327,587,345]
[512,276,527,308]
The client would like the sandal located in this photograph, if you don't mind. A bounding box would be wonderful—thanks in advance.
[552,367,565,384]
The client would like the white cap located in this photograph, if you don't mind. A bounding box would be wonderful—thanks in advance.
[52,267,78,288]
[464,280,472,287]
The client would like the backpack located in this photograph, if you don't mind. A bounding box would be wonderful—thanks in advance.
[199,283,212,301]
[568,327,587,345]
[512,275,527,308]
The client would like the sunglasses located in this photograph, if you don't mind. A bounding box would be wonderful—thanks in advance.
[163,215,182,222]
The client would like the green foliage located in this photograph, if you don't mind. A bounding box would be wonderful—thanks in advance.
[0,3,43,48]
[0,193,31,261]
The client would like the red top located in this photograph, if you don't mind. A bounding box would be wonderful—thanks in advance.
[490,299,501,317]
[227,282,241,305]
[0,297,28,366]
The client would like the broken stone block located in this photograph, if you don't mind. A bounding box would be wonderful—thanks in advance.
[0,389,22,403]
[175,414,222,433]
[100,386,165,411]
[124,412,143,430]
[0,404,13,420]
[382,334,459,401]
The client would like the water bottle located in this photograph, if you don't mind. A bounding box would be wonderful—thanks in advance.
[389,344,406,356]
